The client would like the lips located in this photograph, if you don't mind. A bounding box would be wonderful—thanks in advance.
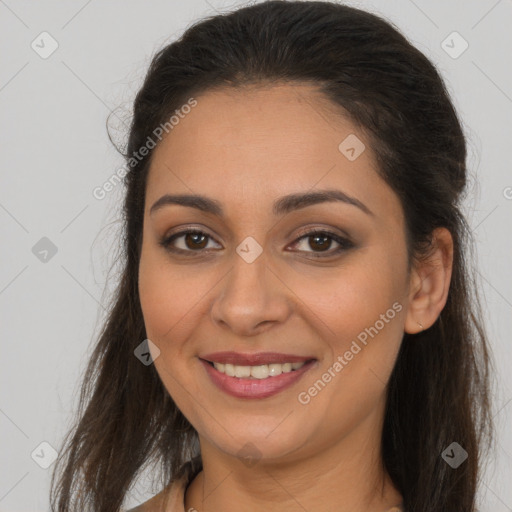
[199,351,317,399]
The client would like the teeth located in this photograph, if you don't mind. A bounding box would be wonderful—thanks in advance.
[212,361,306,379]
[234,365,251,378]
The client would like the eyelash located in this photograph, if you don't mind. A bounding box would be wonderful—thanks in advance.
[159,227,354,259]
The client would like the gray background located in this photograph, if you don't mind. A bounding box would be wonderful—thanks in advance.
[0,0,511,510]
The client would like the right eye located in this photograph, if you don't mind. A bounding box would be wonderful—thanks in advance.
[159,228,222,255]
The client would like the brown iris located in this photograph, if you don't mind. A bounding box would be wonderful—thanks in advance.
[307,233,332,252]
[184,232,208,250]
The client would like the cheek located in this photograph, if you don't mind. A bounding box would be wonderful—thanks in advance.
[288,252,406,379]
[295,261,401,334]
[138,248,209,342]
[291,263,405,433]
[138,251,204,411]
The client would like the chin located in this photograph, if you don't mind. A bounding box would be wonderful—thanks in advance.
[203,420,313,464]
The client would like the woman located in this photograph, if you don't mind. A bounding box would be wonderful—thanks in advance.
[49,2,495,511]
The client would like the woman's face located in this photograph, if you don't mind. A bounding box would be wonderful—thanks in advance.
[138,83,412,464]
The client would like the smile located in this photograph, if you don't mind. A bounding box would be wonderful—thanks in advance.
[199,352,317,399]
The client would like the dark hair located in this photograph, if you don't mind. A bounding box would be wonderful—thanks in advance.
[49,1,495,511]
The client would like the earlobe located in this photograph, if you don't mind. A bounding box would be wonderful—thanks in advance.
[404,227,454,334]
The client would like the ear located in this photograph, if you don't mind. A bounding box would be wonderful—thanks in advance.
[404,227,454,334]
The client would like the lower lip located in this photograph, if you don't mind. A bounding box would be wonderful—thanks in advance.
[199,359,317,399]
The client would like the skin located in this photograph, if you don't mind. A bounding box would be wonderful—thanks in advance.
[137,83,453,512]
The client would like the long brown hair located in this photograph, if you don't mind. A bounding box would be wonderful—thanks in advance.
[49,2,495,511]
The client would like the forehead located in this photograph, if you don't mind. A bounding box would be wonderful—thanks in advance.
[145,83,403,227]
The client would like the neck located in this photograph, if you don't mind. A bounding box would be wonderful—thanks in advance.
[184,405,402,512]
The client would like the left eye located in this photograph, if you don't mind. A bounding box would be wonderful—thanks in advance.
[159,228,354,258]
[290,229,354,257]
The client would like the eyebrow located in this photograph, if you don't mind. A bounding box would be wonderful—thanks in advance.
[149,189,374,218]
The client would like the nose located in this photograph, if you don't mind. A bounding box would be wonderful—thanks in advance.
[210,251,292,337]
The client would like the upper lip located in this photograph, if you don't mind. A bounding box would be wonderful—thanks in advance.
[200,351,316,366]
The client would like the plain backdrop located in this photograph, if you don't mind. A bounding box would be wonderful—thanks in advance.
[0,0,511,510]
